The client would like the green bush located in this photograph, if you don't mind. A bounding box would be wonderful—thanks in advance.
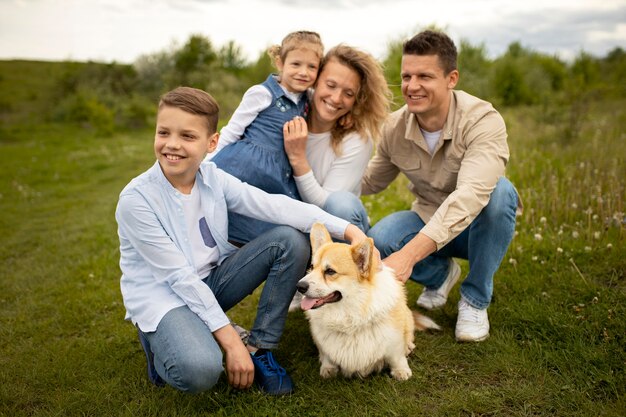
[53,89,115,135]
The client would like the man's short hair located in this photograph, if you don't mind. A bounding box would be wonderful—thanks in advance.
[403,30,457,75]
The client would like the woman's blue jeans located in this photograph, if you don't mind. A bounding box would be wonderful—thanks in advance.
[322,191,370,234]
[141,226,310,393]
[367,177,518,309]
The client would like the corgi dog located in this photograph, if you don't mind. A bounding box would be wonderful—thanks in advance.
[297,223,440,381]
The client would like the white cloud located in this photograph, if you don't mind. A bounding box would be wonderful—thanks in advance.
[0,0,624,63]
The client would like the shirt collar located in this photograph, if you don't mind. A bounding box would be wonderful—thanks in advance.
[405,91,456,141]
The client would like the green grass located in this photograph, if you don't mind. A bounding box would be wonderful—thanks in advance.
[1,63,624,416]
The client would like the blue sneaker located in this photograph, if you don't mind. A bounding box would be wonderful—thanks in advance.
[250,350,294,395]
[137,329,165,387]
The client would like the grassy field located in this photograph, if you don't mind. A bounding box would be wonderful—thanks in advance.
[0,61,624,416]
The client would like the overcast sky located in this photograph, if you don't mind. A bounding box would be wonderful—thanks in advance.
[1,0,624,64]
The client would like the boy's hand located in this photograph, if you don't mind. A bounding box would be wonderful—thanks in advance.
[344,224,382,271]
[214,325,254,389]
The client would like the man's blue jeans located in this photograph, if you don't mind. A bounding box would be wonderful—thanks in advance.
[141,225,310,393]
[367,177,518,309]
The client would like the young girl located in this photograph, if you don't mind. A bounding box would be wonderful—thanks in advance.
[210,31,324,244]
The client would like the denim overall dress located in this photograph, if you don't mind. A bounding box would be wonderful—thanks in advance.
[212,74,309,244]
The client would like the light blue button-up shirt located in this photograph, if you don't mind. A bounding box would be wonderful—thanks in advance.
[116,160,349,333]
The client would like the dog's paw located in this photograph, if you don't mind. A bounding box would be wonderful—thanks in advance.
[390,367,412,381]
[406,341,416,355]
[320,365,339,379]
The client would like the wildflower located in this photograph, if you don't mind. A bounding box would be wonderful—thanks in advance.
[592,214,599,221]
[584,207,593,215]
[532,256,538,261]
[572,231,579,238]
[607,243,613,249]
[584,246,592,252]
[571,203,578,209]
[508,258,517,266]
[534,233,543,241]
[594,231,601,240]
[514,230,519,237]
[540,216,547,224]
[558,229,564,236]
[579,162,585,169]
[557,247,563,254]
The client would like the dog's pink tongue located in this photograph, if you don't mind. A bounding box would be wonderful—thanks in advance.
[300,296,318,311]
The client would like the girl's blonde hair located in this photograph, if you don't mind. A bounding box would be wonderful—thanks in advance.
[321,45,392,155]
[267,31,324,66]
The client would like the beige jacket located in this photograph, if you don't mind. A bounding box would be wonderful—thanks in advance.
[362,90,521,250]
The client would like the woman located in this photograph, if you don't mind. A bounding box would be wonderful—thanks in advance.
[214,44,390,243]
[283,44,391,233]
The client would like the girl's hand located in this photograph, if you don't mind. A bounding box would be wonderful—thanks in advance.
[338,112,354,129]
[283,116,311,176]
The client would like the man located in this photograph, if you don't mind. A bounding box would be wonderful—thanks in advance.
[362,30,521,342]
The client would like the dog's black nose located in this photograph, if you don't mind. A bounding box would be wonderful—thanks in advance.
[296,281,308,294]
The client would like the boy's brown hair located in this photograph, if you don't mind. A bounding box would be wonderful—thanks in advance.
[159,87,220,133]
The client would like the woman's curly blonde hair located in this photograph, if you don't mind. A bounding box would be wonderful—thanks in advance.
[320,44,392,155]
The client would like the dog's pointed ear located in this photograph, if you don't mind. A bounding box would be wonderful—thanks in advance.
[351,238,374,279]
[310,222,332,255]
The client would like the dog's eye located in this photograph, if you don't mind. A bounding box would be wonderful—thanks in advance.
[324,268,336,276]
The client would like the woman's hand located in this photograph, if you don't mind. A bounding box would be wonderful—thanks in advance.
[283,116,311,176]
[213,325,254,390]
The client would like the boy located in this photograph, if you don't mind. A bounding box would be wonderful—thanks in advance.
[116,87,367,395]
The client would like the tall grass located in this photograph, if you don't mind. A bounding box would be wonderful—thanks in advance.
[1,70,624,415]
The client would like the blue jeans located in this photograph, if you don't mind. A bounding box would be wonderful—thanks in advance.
[367,178,518,309]
[323,191,370,234]
[141,226,310,393]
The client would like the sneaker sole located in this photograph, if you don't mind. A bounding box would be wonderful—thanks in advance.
[455,332,490,342]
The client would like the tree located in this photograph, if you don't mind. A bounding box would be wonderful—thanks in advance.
[457,40,493,100]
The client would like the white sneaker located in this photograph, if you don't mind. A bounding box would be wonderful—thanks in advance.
[288,292,303,313]
[416,259,461,310]
[455,298,490,342]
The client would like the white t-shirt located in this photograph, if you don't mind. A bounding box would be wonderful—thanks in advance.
[294,131,373,207]
[420,128,442,155]
[180,182,219,278]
